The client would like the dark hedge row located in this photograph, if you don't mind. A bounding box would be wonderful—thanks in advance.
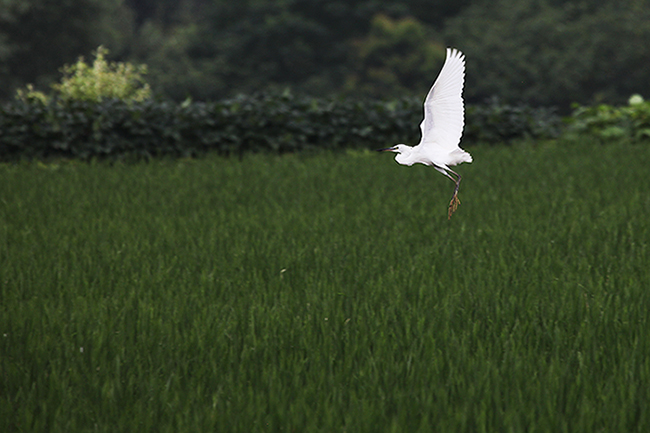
[0,92,561,161]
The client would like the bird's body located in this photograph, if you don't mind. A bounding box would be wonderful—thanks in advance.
[379,48,471,219]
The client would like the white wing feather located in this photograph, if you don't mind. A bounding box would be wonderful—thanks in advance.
[418,48,468,161]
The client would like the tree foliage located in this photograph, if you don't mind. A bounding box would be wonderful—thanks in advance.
[445,0,650,107]
[0,0,133,100]
[347,14,446,98]
[2,0,650,108]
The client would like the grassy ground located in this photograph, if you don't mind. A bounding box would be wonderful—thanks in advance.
[1,140,649,432]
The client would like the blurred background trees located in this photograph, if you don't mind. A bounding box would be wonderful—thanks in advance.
[0,0,133,96]
[1,0,649,108]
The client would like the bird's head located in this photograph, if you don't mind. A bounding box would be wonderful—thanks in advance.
[377,144,408,154]
[377,144,414,165]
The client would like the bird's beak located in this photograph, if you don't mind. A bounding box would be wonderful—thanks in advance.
[376,146,396,152]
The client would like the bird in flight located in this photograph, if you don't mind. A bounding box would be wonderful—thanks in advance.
[379,48,472,219]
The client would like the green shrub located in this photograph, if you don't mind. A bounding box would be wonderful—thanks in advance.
[16,46,151,104]
[465,97,562,143]
[565,94,650,142]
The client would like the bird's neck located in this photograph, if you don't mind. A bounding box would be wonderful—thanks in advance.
[395,146,416,166]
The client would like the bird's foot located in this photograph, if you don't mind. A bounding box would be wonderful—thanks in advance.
[448,193,461,219]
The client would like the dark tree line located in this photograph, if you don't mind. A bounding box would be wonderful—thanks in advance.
[2,0,649,108]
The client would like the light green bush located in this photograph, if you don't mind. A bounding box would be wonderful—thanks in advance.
[16,46,151,103]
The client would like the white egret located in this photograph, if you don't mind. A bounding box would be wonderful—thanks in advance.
[379,48,472,219]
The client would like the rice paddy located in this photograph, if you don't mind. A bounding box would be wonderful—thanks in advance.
[1,140,649,432]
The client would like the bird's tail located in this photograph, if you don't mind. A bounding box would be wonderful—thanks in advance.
[450,148,472,165]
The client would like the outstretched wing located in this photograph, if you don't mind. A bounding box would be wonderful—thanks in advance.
[419,48,465,153]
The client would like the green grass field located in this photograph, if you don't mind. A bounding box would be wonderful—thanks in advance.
[1,140,649,432]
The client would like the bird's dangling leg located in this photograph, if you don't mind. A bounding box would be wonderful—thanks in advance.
[446,169,462,219]
[448,192,460,219]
